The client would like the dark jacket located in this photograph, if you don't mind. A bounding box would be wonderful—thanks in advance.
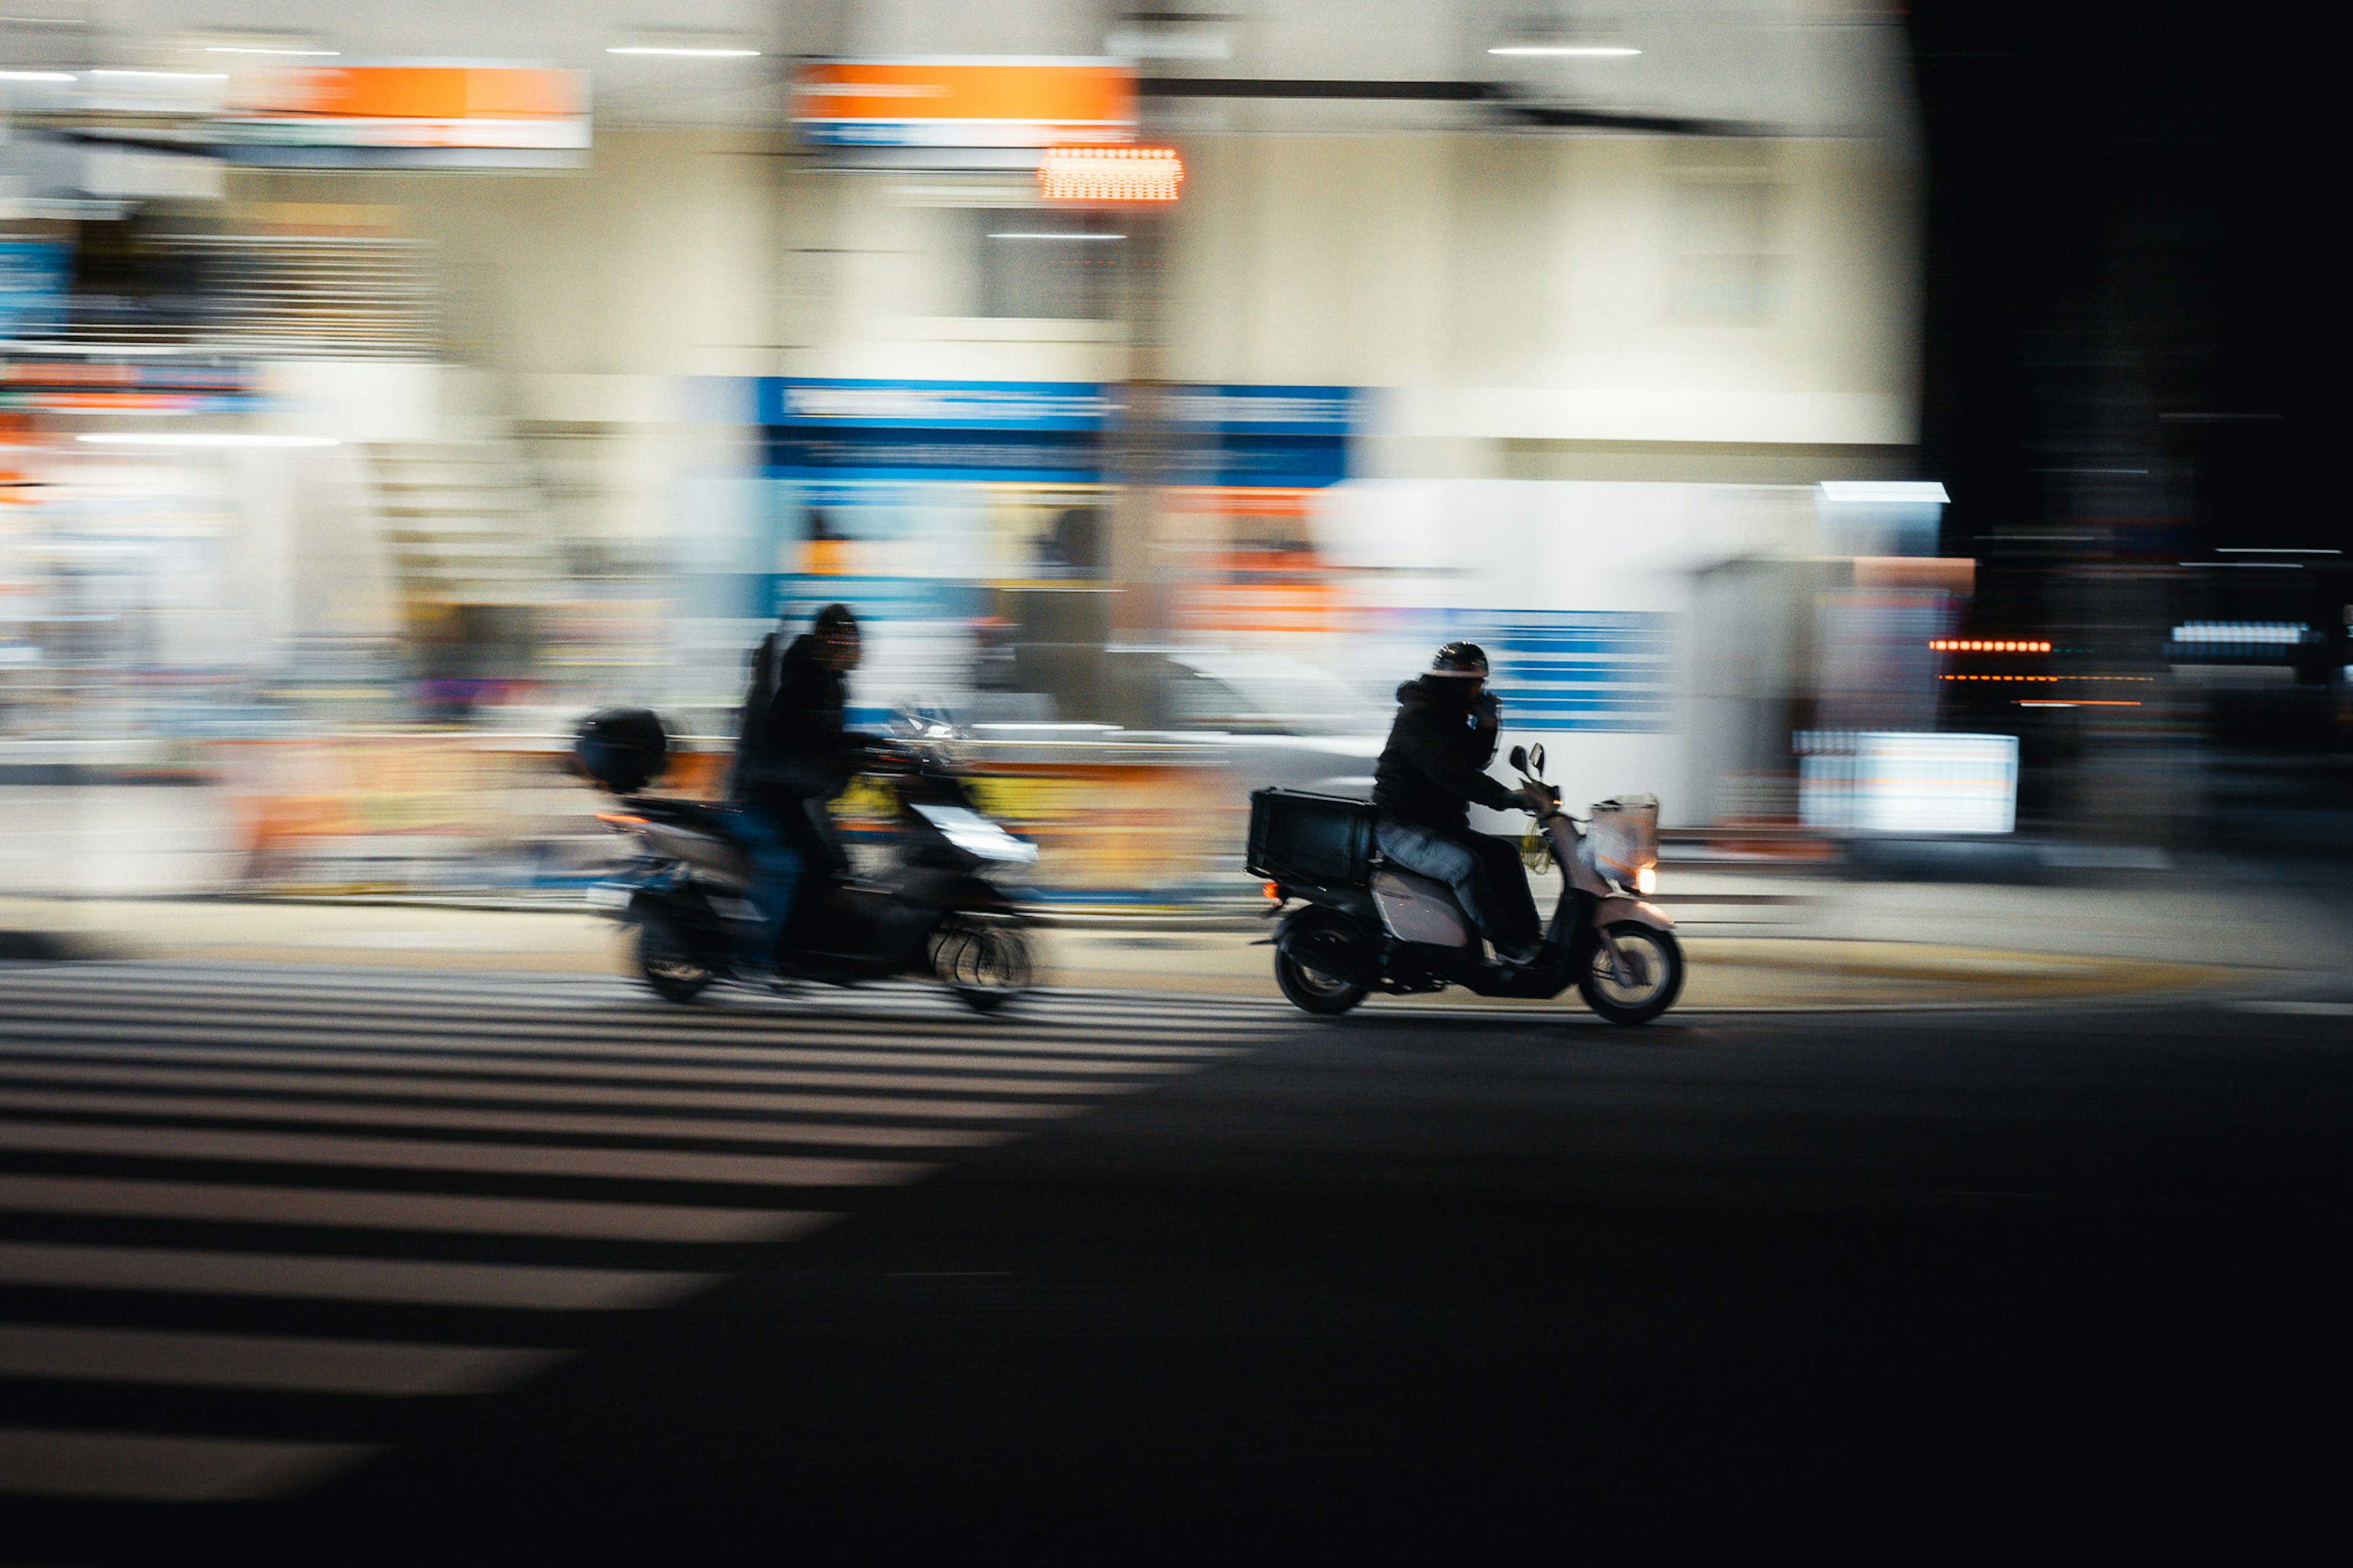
[732,632,867,807]
[1371,676,1519,833]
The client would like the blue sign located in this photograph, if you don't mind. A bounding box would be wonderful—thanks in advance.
[755,377,1355,488]
[0,240,69,339]
[762,377,1108,482]
[760,378,1112,430]
[1461,610,1677,733]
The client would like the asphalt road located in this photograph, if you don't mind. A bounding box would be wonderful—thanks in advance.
[3,961,2349,1561]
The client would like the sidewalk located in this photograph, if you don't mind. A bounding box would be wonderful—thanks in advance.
[7,860,2335,1012]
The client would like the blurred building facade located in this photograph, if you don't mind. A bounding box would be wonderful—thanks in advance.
[2,0,1948,895]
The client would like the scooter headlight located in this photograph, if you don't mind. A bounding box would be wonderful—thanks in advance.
[1634,865,1656,896]
[911,803,1040,866]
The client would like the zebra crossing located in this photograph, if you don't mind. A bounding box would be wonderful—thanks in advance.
[0,960,1291,1506]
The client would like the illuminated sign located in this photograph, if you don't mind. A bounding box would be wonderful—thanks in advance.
[214,62,589,167]
[1038,146,1182,203]
[794,58,1133,148]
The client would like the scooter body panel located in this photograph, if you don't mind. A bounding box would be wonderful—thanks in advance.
[1371,867,1474,947]
[1594,895,1674,933]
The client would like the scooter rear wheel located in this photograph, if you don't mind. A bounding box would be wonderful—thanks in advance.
[1577,922,1683,1025]
[637,912,714,1004]
[1274,932,1368,1017]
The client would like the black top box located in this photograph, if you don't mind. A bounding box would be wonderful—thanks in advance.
[574,707,671,795]
[1247,787,1377,890]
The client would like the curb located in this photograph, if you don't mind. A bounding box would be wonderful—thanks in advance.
[0,930,116,963]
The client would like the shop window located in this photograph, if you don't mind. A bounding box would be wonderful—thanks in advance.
[969,210,1122,320]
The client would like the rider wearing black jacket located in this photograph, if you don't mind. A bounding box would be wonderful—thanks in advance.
[729,604,875,970]
[1371,641,1545,964]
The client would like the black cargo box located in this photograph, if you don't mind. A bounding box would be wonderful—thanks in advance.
[1246,787,1376,890]
[574,707,671,795]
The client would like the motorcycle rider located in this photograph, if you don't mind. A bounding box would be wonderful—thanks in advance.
[1371,641,1549,966]
[728,602,877,974]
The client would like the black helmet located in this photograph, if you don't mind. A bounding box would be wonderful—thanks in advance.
[813,602,858,638]
[1430,640,1489,678]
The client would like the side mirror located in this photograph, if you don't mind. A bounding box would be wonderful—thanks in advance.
[1528,743,1546,778]
[1507,744,1528,771]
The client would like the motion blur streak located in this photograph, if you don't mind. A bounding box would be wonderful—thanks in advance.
[0,0,2344,1558]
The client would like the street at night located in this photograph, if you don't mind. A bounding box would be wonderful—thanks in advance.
[4,0,2343,1553]
[4,942,2349,1559]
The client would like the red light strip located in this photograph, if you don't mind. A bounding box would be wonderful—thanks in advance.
[1929,639,2053,653]
[1039,146,1183,202]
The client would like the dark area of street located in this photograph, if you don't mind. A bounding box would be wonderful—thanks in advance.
[13,985,2345,1562]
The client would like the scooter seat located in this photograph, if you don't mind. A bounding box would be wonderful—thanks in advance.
[627,797,752,843]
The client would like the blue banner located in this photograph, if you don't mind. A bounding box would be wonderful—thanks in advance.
[0,240,69,339]
[754,377,1355,488]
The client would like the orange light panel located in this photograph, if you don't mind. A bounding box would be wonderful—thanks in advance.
[1040,146,1183,202]
[795,59,1134,146]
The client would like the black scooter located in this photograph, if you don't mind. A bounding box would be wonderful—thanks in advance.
[1249,744,1684,1024]
[577,711,1038,1013]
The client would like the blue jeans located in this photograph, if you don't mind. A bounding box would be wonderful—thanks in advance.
[731,805,803,972]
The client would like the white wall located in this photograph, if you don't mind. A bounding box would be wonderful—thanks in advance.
[1316,479,1819,825]
[1164,134,1920,460]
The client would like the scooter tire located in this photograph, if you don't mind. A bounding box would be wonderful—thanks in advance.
[637,912,715,1004]
[1576,922,1683,1025]
[933,915,1034,1013]
[1274,948,1368,1017]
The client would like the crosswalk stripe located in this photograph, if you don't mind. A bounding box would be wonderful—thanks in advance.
[0,1428,377,1501]
[0,1325,558,1395]
[0,1009,1250,1066]
[0,1017,1250,1072]
[0,1119,930,1188]
[0,956,1267,1507]
[0,1240,711,1311]
[0,1089,1022,1151]
[2,966,1290,1029]
[0,1060,1097,1123]
[0,1039,1194,1094]
[0,1175,832,1243]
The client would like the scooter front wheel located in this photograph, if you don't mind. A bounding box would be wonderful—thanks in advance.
[1577,922,1683,1025]
[933,915,1034,1013]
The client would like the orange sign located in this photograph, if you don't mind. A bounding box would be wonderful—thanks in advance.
[219,63,589,156]
[235,65,584,120]
[795,58,1133,148]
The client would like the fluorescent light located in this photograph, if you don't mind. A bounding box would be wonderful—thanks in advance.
[204,47,341,57]
[1817,481,1951,504]
[988,232,1125,241]
[90,69,230,80]
[1488,45,1642,57]
[75,433,339,449]
[0,70,77,82]
[0,343,199,356]
[2216,547,2340,554]
[605,47,761,58]
[2172,623,2309,643]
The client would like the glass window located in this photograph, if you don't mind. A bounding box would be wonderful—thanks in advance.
[971,210,1122,320]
